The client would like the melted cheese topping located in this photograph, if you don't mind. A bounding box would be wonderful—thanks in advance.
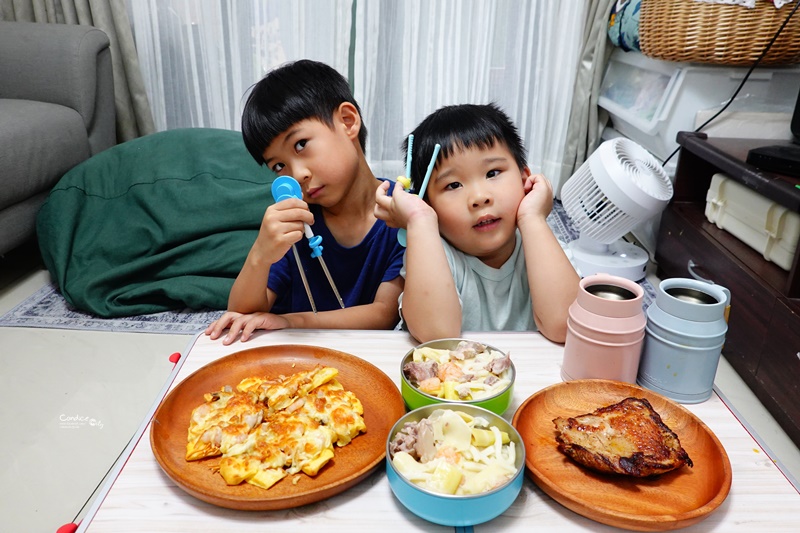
[186,366,366,490]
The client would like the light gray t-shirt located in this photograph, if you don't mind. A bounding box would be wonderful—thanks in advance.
[399,230,536,332]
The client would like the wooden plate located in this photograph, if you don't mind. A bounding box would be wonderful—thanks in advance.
[150,344,406,511]
[512,379,731,531]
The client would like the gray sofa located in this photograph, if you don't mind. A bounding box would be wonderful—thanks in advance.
[0,21,116,256]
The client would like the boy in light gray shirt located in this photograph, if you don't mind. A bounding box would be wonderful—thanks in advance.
[375,103,579,343]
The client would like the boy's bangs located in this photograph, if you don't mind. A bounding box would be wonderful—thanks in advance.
[439,131,500,161]
[242,91,331,165]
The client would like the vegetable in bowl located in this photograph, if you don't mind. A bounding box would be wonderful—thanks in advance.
[400,338,515,415]
[389,408,517,495]
[385,403,525,526]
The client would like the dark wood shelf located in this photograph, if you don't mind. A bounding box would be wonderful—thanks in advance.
[672,132,800,298]
[676,132,800,211]
[656,132,800,447]
[673,202,791,296]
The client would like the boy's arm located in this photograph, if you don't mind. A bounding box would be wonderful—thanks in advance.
[279,277,404,329]
[401,213,462,343]
[518,174,579,343]
[227,248,277,312]
[518,217,578,343]
[207,278,402,344]
[228,198,313,313]
[374,182,461,342]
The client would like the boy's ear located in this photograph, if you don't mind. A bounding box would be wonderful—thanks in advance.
[522,166,532,180]
[336,102,361,141]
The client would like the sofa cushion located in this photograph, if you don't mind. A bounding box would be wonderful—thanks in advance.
[36,127,276,317]
[0,99,89,211]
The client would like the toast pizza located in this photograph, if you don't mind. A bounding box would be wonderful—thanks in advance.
[186,365,366,490]
[553,397,692,477]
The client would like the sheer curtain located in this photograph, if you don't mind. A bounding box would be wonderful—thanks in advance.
[354,1,588,187]
[128,0,352,131]
[129,0,589,190]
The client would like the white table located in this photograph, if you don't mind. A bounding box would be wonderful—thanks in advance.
[78,329,800,532]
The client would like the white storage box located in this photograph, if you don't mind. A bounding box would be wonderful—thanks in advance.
[705,173,800,271]
[598,49,800,171]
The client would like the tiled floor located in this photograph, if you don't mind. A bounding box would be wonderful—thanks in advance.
[1,240,799,532]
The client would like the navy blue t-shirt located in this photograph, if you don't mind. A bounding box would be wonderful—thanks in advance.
[268,179,403,313]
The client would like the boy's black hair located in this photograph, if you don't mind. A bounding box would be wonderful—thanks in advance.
[404,103,527,195]
[242,59,367,165]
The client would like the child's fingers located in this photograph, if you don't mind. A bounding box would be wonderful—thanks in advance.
[206,312,235,339]
[240,318,264,342]
[530,173,551,191]
[221,331,239,346]
[222,314,252,344]
[271,196,306,209]
[268,198,314,225]
[260,205,311,255]
[374,188,393,212]
[524,173,553,198]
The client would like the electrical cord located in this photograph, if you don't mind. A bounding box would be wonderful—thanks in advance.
[661,0,800,167]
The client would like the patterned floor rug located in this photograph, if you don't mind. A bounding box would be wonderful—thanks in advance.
[0,282,225,334]
[0,201,654,334]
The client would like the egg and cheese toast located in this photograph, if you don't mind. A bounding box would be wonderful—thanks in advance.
[553,397,692,477]
[186,365,366,490]
[185,388,263,461]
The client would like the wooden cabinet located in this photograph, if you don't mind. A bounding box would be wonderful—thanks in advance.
[757,299,800,439]
[655,132,800,447]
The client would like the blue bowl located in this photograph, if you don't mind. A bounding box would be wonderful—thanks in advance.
[385,404,525,526]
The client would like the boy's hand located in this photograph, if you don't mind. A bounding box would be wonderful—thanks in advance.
[252,198,314,266]
[374,181,435,229]
[205,311,290,345]
[517,173,554,225]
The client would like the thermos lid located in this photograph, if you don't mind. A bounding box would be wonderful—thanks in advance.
[654,279,728,323]
[576,274,644,319]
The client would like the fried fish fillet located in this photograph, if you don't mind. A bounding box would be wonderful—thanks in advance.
[553,397,693,477]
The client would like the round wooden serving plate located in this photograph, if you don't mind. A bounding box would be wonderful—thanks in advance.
[512,379,732,531]
[150,344,406,511]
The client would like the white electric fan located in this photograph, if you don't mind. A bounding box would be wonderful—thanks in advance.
[560,137,673,281]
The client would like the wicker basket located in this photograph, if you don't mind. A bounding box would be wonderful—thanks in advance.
[639,0,800,66]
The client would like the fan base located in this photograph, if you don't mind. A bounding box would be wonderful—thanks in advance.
[569,239,648,281]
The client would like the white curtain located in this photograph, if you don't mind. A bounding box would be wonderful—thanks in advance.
[128,0,352,131]
[128,0,589,191]
[354,0,588,186]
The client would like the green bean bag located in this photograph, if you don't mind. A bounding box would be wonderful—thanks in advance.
[36,128,276,317]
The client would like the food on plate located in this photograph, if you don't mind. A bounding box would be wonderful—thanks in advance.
[403,341,511,401]
[553,397,693,477]
[185,365,366,490]
[388,408,518,495]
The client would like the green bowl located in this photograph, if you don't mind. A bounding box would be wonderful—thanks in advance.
[400,338,515,415]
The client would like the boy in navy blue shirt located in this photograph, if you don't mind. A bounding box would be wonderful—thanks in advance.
[206,60,404,344]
